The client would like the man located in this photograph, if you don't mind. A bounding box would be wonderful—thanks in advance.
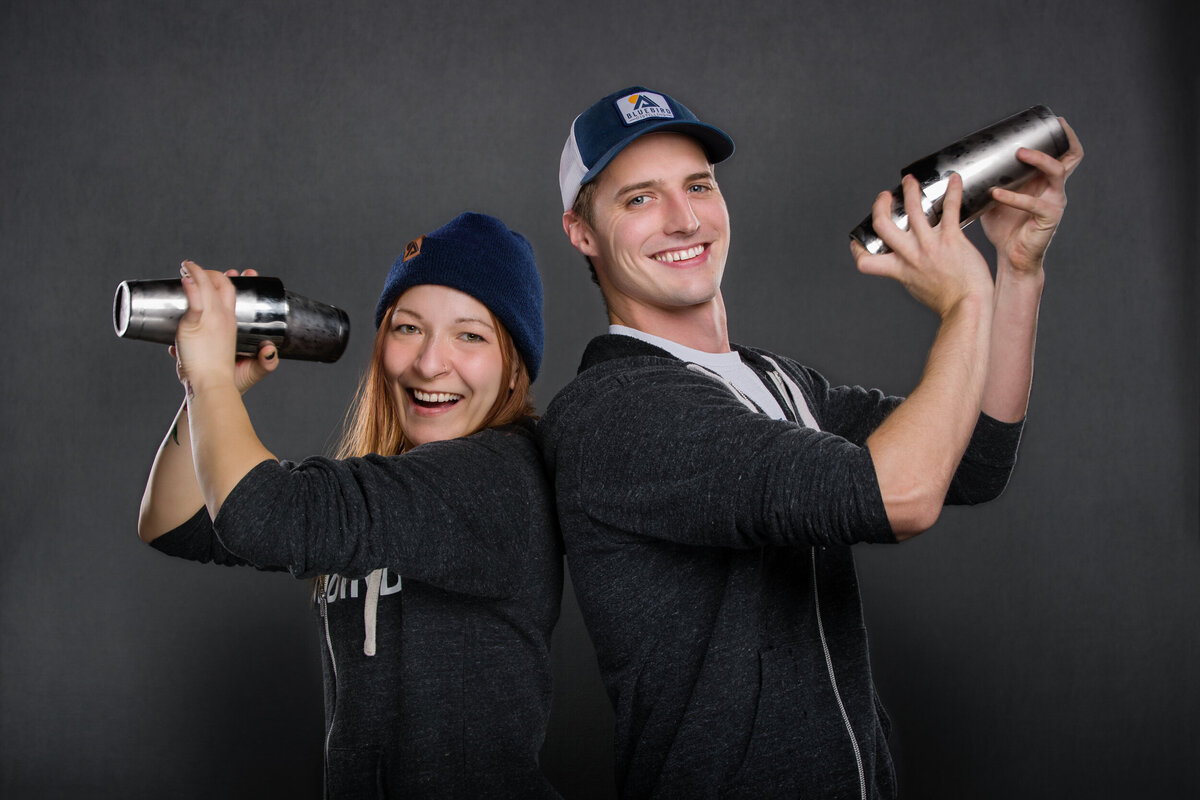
[541,86,1082,798]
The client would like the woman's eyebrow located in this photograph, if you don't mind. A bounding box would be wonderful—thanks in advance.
[392,307,495,331]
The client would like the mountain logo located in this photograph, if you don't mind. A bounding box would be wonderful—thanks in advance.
[403,235,425,262]
[615,91,675,125]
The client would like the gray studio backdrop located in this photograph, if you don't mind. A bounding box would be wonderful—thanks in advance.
[2,1,1196,798]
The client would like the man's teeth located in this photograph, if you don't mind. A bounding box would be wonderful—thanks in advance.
[653,245,705,263]
[413,390,461,403]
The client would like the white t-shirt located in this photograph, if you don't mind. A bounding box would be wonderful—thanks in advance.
[610,325,788,421]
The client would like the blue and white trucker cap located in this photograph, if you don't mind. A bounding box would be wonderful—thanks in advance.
[558,86,735,211]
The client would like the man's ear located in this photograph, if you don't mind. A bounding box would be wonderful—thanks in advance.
[563,210,599,257]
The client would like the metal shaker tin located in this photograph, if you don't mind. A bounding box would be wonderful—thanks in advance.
[113,276,350,363]
[850,105,1069,255]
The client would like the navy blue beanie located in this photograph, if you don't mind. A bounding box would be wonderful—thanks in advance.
[374,212,544,380]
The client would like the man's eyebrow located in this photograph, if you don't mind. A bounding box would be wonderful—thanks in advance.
[614,171,716,198]
[614,179,659,197]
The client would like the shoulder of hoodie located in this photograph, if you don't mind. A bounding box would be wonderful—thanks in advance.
[281,417,544,480]
[547,333,696,406]
[561,334,830,398]
[395,416,542,468]
[543,334,814,423]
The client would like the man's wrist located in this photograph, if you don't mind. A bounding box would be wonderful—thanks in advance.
[941,284,993,323]
[998,249,1047,282]
[995,257,1046,300]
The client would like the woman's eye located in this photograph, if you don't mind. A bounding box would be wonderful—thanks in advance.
[394,323,418,334]
[460,332,486,343]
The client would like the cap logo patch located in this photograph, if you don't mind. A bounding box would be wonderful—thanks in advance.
[403,236,425,262]
[615,91,674,125]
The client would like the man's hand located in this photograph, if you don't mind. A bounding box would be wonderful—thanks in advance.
[851,172,994,318]
[982,118,1084,275]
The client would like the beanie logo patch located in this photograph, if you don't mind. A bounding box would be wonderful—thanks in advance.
[615,91,673,126]
[403,236,425,263]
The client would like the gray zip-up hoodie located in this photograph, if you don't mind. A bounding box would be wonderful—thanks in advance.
[152,419,563,799]
[539,334,1023,799]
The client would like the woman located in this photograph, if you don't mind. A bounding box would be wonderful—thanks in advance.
[138,212,563,798]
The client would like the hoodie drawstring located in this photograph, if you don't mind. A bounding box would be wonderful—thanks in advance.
[686,363,760,413]
[687,358,821,431]
[362,568,383,656]
[760,355,821,431]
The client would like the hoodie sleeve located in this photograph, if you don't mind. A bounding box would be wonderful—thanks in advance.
[775,354,1025,506]
[149,506,282,570]
[544,360,896,549]
[945,413,1025,504]
[211,424,556,598]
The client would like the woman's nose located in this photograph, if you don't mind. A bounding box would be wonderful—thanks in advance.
[413,338,449,378]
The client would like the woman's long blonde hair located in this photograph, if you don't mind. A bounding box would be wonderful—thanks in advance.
[333,296,535,459]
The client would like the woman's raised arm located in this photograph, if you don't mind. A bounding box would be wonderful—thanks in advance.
[137,266,279,541]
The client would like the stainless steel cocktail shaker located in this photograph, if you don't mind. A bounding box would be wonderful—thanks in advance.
[850,105,1069,255]
[113,276,351,362]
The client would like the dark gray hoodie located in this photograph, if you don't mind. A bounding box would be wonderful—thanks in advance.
[539,334,1023,799]
[152,419,563,799]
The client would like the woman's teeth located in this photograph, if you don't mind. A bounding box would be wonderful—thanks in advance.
[412,389,461,404]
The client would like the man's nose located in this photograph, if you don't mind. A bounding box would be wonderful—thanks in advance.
[664,191,700,235]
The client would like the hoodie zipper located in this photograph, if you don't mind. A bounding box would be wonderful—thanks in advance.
[317,575,338,790]
[763,358,868,799]
[811,551,867,799]
[688,353,870,796]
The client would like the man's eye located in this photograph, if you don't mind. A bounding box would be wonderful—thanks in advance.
[628,195,648,207]
[688,184,709,194]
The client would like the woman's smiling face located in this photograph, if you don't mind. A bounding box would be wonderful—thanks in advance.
[382,284,509,447]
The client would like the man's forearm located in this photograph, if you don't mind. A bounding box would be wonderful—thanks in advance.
[982,259,1044,423]
[866,290,994,539]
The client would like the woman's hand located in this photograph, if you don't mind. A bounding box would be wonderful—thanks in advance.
[171,263,279,396]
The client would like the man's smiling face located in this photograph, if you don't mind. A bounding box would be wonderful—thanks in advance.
[571,132,730,327]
